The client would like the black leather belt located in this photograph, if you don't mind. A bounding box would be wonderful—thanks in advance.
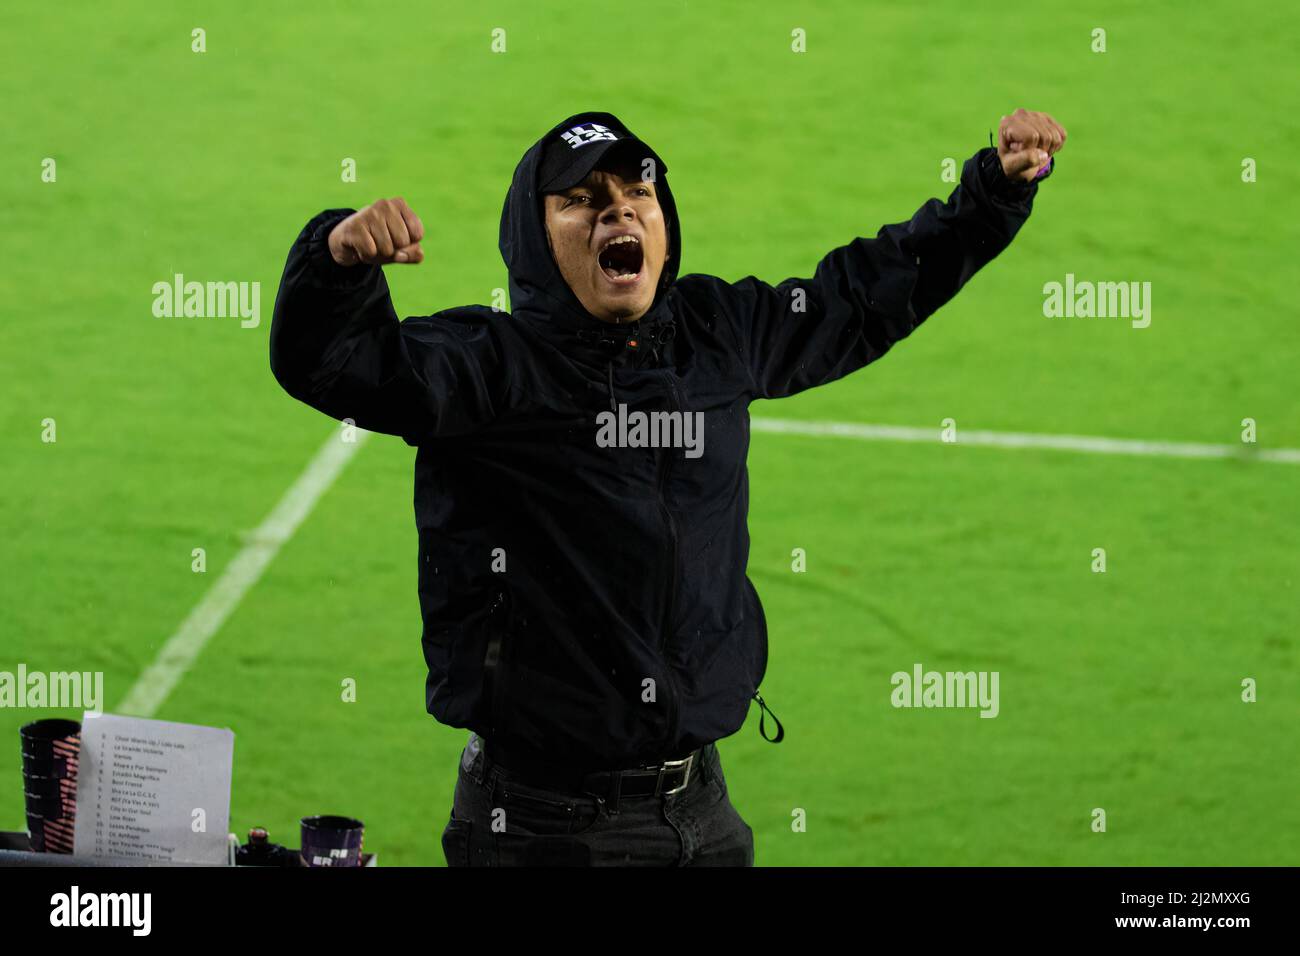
[483,738,704,803]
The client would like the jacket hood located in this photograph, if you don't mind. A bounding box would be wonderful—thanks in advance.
[498,111,682,339]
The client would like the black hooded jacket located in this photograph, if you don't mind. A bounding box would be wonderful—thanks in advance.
[270,111,1042,769]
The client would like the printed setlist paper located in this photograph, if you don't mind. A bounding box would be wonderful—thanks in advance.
[72,713,234,865]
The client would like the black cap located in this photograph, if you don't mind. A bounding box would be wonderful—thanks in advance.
[538,118,666,193]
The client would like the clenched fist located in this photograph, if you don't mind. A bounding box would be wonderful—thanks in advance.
[328,197,425,266]
[997,109,1068,183]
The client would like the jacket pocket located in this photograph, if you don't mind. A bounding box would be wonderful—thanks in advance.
[440,814,472,867]
[494,776,604,837]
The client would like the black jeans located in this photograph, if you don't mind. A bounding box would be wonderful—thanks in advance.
[440,732,754,866]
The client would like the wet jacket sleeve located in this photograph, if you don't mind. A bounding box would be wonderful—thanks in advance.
[718,147,1045,400]
[269,208,502,441]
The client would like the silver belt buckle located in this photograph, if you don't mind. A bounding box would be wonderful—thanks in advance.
[654,753,694,797]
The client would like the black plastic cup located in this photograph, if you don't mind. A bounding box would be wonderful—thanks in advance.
[23,775,69,819]
[20,720,80,853]
[300,815,364,867]
[22,771,76,798]
[21,751,71,778]
[21,720,80,779]
[30,811,74,858]
[26,813,46,852]
[20,719,80,758]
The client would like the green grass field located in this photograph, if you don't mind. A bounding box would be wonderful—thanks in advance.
[2,0,1297,865]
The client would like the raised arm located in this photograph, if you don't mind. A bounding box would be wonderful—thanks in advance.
[716,111,1066,400]
[269,199,503,441]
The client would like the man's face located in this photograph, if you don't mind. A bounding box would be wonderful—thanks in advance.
[542,159,669,324]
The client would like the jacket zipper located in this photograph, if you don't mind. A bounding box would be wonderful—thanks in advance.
[656,368,682,756]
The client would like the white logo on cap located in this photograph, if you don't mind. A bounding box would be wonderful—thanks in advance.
[560,123,619,149]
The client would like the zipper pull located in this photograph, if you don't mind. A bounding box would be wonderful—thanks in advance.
[753,691,784,744]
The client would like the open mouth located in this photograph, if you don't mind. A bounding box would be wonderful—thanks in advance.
[597,235,644,283]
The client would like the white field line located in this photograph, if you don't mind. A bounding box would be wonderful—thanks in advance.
[116,428,371,717]
[750,418,1300,464]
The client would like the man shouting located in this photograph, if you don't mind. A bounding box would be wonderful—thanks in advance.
[270,108,1066,866]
